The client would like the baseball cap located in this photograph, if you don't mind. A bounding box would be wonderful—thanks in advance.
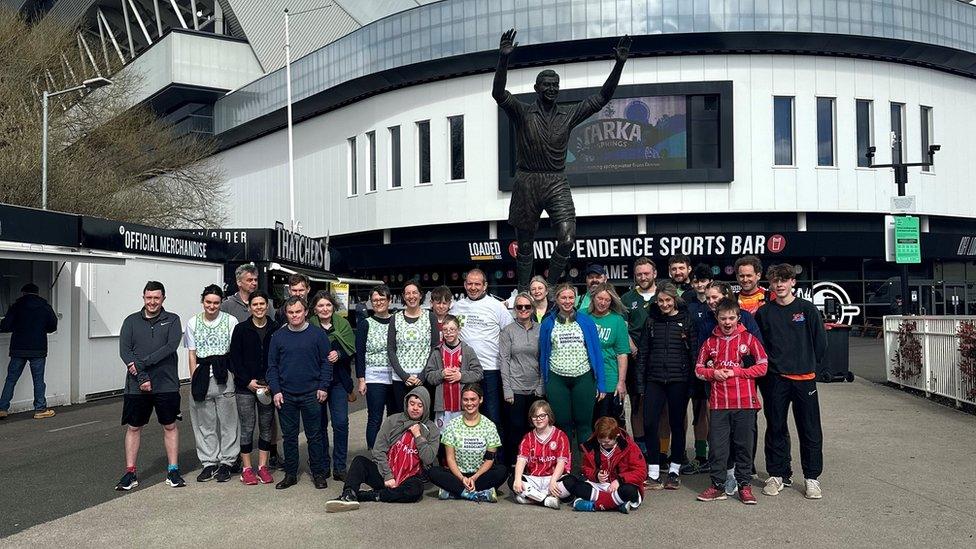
[584,264,607,276]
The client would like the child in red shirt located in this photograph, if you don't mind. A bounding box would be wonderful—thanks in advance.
[511,400,571,509]
[563,417,647,513]
[694,298,767,505]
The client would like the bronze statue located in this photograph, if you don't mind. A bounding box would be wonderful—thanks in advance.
[493,29,631,290]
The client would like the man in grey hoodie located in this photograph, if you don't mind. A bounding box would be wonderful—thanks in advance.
[325,386,439,512]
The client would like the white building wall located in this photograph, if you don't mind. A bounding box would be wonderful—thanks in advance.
[215,54,976,236]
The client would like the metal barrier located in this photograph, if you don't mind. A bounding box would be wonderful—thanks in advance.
[883,316,976,407]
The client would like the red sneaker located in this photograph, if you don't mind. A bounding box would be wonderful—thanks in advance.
[241,468,259,485]
[256,466,274,484]
[739,485,757,505]
[696,485,728,502]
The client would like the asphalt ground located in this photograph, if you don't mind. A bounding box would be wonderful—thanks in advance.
[2,338,975,547]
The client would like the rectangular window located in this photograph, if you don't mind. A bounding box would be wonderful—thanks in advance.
[890,102,905,165]
[920,106,933,172]
[347,136,357,195]
[816,97,836,166]
[417,120,431,184]
[367,130,377,192]
[856,99,874,167]
[773,96,794,166]
[389,125,401,188]
[448,115,465,180]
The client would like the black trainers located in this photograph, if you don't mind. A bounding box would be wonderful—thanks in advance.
[215,464,232,482]
[268,450,282,471]
[679,457,707,475]
[166,469,186,488]
[230,455,243,474]
[782,477,794,488]
[356,489,379,502]
[115,471,138,491]
[313,474,329,489]
[664,472,681,490]
[333,470,346,482]
[325,490,361,513]
[196,465,218,482]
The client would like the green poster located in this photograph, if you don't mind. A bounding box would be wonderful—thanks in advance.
[894,216,921,264]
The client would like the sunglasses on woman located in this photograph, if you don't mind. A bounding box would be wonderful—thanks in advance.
[515,304,532,310]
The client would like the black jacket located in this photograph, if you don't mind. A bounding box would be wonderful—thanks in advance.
[0,293,58,358]
[636,308,696,389]
[229,316,281,394]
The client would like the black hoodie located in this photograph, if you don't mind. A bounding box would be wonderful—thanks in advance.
[228,315,282,394]
[0,293,58,358]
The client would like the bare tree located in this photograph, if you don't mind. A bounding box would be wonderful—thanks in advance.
[0,8,225,228]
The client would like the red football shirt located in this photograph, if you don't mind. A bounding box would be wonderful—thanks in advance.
[387,431,422,485]
[518,427,571,476]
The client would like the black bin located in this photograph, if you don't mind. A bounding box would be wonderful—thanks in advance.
[821,323,854,383]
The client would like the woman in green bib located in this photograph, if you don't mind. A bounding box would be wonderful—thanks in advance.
[539,284,607,455]
[310,291,356,481]
[387,280,439,414]
[587,283,631,426]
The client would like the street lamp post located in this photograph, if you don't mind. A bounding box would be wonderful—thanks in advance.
[866,143,940,315]
[42,76,113,210]
[283,4,332,233]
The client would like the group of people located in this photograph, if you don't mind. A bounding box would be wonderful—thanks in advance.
[113,254,828,511]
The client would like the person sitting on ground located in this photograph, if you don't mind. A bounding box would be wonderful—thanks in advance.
[695,298,768,505]
[422,315,483,429]
[511,400,571,510]
[428,384,508,502]
[562,416,646,513]
[325,387,439,512]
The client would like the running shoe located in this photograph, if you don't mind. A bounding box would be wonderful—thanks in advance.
[515,494,530,505]
[572,498,595,512]
[696,485,727,502]
[739,484,757,505]
[325,490,361,513]
[215,464,232,482]
[166,469,186,488]
[256,466,274,484]
[664,472,681,490]
[476,488,498,503]
[542,496,560,510]
[804,479,823,500]
[240,468,258,485]
[33,409,55,419]
[724,474,739,496]
[438,488,454,500]
[762,476,784,496]
[196,465,218,482]
[115,471,138,491]
[645,475,664,490]
[679,457,707,475]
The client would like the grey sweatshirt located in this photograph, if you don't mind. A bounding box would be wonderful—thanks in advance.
[498,320,544,400]
[372,386,440,481]
[119,308,183,394]
[422,340,483,412]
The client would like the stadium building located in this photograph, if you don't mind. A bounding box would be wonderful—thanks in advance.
[12,0,976,325]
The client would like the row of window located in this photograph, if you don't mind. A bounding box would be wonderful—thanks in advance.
[348,115,465,195]
[774,96,935,170]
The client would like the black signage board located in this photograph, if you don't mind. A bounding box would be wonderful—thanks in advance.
[82,217,228,262]
[193,223,332,274]
[192,228,271,262]
[0,203,80,247]
[273,222,330,271]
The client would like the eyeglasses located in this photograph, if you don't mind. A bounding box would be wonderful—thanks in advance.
[370,298,388,304]
[515,304,533,310]
[531,413,548,420]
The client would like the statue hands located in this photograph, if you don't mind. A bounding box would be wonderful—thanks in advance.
[614,35,631,62]
[500,28,518,56]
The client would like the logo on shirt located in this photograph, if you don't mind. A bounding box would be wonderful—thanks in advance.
[739,344,749,354]
[549,441,558,451]
[792,313,806,323]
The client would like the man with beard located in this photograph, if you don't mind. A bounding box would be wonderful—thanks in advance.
[619,257,658,456]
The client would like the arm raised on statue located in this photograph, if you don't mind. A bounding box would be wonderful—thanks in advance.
[492,28,518,103]
[599,35,631,103]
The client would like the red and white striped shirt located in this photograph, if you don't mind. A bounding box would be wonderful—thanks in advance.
[518,427,571,476]
[695,324,768,410]
[441,343,463,412]
[388,431,422,485]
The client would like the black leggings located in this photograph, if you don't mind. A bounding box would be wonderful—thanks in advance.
[428,464,508,496]
[561,474,640,503]
[342,455,424,503]
[642,381,689,465]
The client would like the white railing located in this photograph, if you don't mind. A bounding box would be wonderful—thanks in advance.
[883,316,976,407]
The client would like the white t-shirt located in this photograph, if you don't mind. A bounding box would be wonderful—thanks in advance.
[450,294,513,371]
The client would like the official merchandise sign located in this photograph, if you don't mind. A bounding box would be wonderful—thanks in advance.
[81,218,227,262]
[894,216,921,264]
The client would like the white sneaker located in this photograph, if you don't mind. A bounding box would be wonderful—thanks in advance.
[804,479,823,499]
[763,476,784,496]
[543,496,561,510]
[515,494,529,505]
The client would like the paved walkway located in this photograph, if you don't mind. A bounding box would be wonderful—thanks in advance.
[4,366,975,548]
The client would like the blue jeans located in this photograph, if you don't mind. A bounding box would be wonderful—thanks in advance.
[0,357,47,411]
[365,383,396,449]
[481,370,504,462]
[320,384,349,473]
[278,392,325,477]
